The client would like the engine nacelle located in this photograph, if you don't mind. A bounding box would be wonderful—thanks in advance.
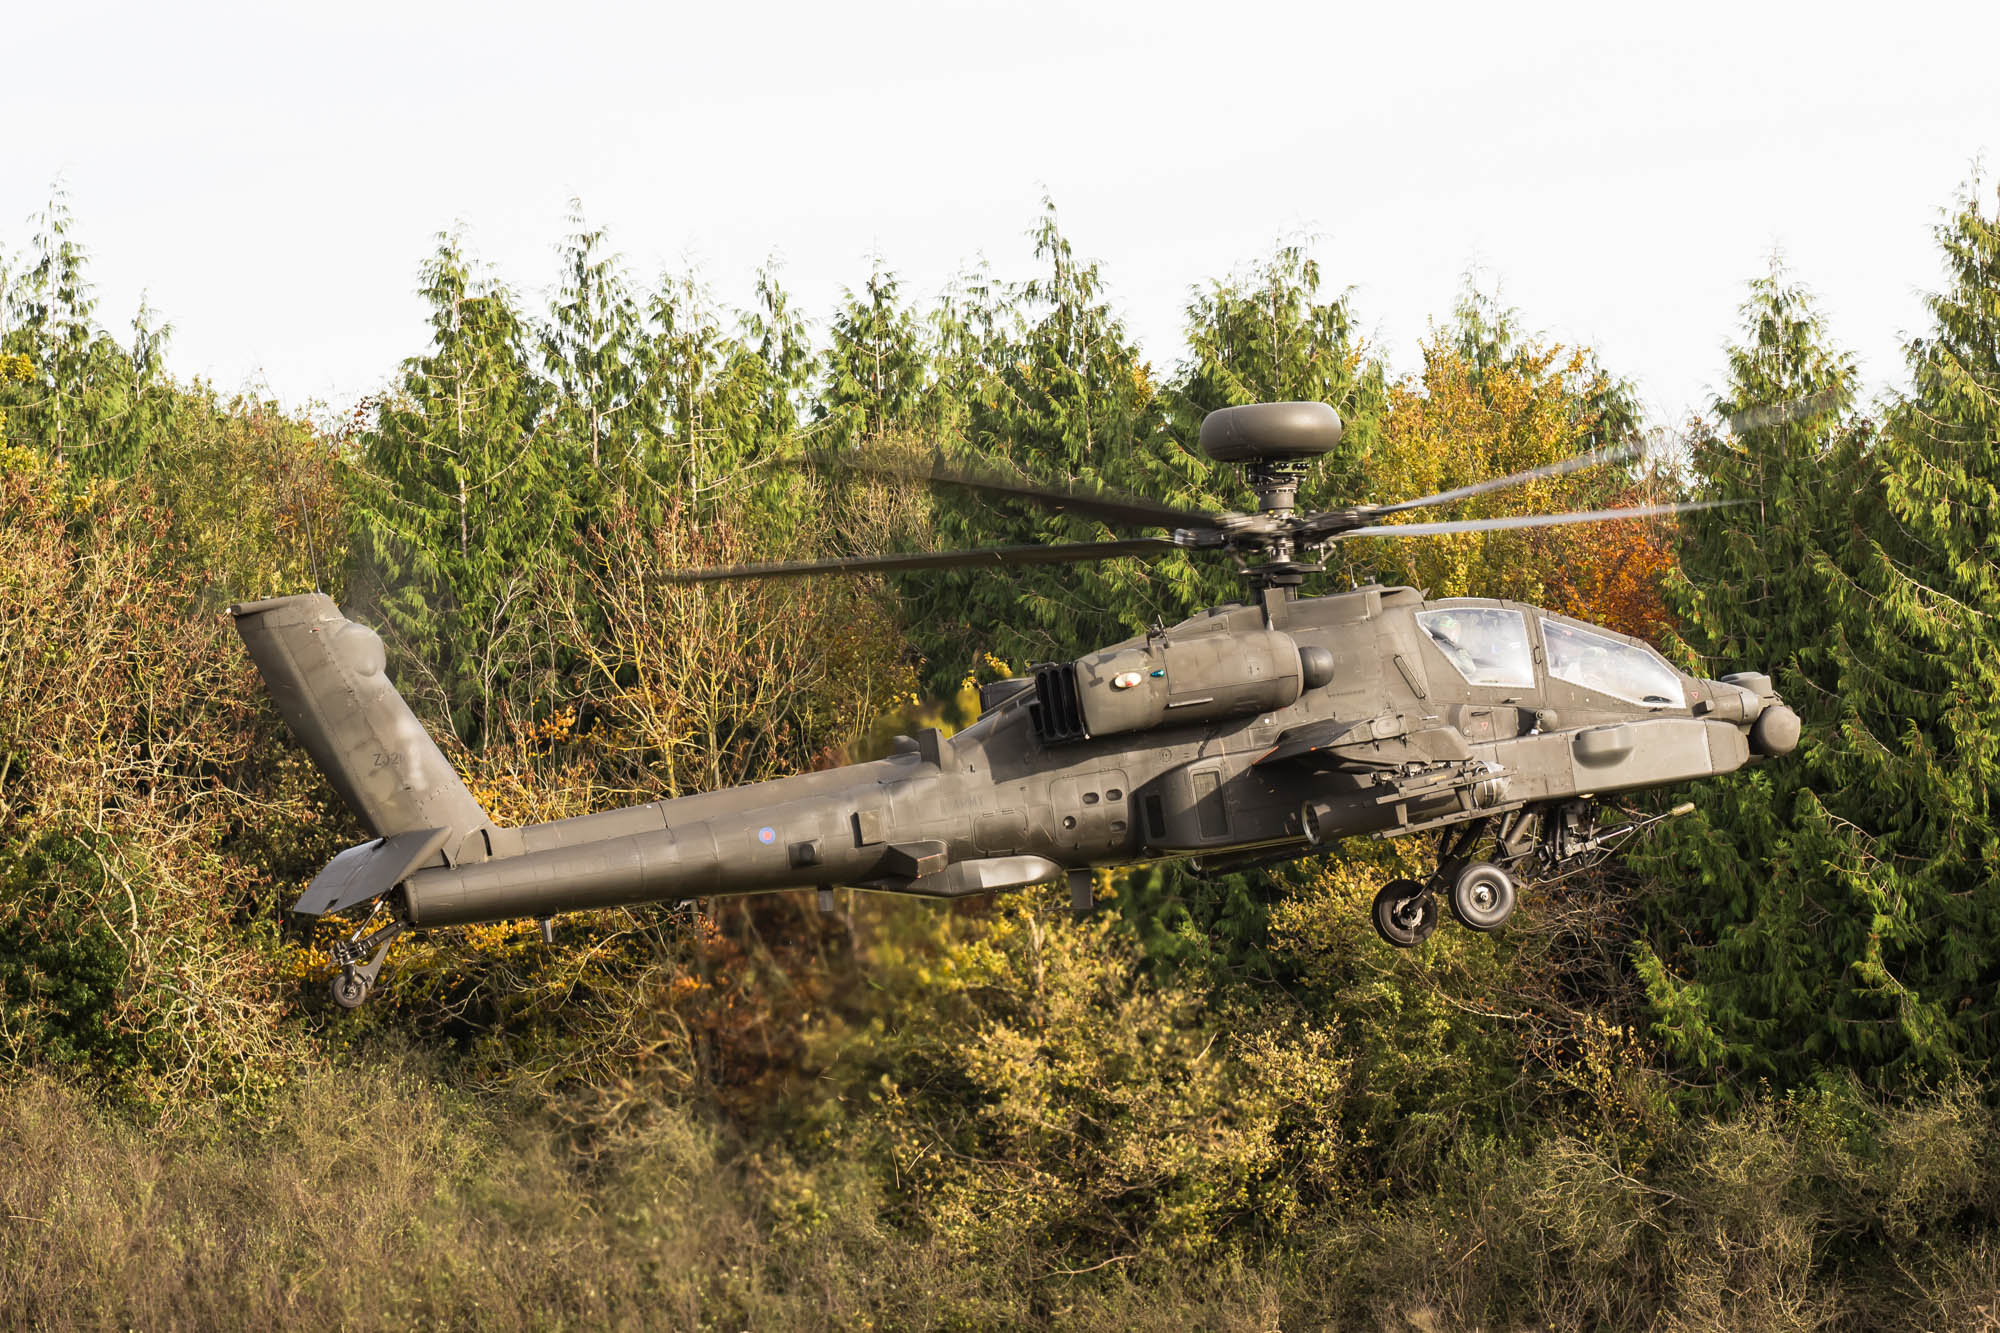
[1029,629,1333,743]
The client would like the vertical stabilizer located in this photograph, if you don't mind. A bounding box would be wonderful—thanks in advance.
[230,593,494,867]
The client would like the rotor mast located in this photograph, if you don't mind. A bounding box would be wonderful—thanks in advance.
[1198,401,1346,596]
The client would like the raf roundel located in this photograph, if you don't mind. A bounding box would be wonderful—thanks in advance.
[1112,670,1145,690]
[758,826,776,845]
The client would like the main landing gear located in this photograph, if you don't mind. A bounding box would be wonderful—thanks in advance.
[1370,861,1517,947]
[1368,800,1702,949]
[1370,812,1529,949]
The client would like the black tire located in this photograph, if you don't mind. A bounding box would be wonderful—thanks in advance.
[330,971,370,1010]
[1448,862,1516,932]
[1372,878,1438,948]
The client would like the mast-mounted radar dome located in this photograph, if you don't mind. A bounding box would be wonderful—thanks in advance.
[1199,401,1344,463]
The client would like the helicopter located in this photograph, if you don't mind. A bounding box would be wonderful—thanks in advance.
[232,401,1800,1008]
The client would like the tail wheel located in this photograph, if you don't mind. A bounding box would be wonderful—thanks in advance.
[1448,862,1516,932]
[330,971,371,1010]
[1372,878,1438,948]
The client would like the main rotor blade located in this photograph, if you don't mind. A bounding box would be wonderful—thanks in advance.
[1371,441,1642,515]
[1334,498,1739,542]
[1724,386,1843,435]
[836,453,1219,531]
[652,536,1181,583]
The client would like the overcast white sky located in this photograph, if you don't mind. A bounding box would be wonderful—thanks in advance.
[6,0,1996,427]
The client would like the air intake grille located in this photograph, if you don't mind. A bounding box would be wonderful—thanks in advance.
[1029,663,1088,744]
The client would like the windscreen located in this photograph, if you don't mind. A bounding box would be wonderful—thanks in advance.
[1541,618,1685,706]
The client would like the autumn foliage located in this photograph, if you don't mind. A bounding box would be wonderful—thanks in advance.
[6,184,2000,1330]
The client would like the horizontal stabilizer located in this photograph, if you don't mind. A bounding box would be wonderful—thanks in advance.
[295,827,451,917]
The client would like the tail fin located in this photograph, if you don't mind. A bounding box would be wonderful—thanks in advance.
[230,594,496,912]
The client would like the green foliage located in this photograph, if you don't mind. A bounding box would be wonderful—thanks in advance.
[1170,238,1387,476]
[541,206,656,483]
[348,232,567,746]
[818,258,927,448]
[0,186,178,478]
[0,832,134,1072]
[815,899,1354,1263]
[7,173,2000,1329]
[1642,188,2000,1092]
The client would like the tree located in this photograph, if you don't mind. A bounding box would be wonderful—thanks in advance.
[1640,186,2000,1090]
[1171,238,1386,471]
[0,187,160,478]
[1350,331,1669,635]
[540,206,654,485]
[745,257,816,447]
[900,201,1181,690]
[349,232,564,747]
[818,258,926,449]
[646,266,761,501]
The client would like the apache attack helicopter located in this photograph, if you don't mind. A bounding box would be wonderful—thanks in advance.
[233,401,1800,1008]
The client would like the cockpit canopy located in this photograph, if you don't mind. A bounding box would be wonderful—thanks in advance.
[1417,605,1686,707]
[1416,606,1535,688]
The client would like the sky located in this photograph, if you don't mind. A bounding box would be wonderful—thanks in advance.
[5,0,1997,428]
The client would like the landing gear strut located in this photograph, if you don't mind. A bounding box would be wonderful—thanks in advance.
[1372,816,1524,949]
[326,912,405,1009]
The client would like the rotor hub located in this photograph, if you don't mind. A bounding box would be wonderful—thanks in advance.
[1199,401,1345,465]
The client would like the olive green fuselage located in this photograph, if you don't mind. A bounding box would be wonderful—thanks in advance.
[374,583,1787,928]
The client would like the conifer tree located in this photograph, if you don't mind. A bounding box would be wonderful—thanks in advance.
[349,233,563,747]
[646,268,760,500]
[1171,239,1386,470]
[1641,187,2000,1088]
[0,188,151,477]
[541,207,654,487]
[745,259,815,447]
[818,259,926,449]
[900,202,1178,687]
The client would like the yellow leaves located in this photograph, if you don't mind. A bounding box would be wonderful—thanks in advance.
[69,474,115,517]
[1355,338,1672,635]
[0,442,44,474]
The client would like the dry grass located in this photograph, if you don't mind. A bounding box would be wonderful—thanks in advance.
[5,1055,1998,1332]
[0,1054,1287,1332]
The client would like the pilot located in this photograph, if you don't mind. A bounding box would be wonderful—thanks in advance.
[1547,627,1582,680]
[1426,613,1480,677]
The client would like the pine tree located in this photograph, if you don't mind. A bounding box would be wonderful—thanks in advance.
[1640,186,2000,1089]
[899,201,1183,689]
[349,232,564,747]
[1171,238,1386,472]
[745,258,816,447]
[818,258,926,449]
[540,206,654,487]
[0,188,149,477]
[646,267,760,500]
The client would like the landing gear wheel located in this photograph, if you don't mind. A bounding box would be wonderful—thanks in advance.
[1448,862,1516,932]
[330,971,371,1010]
[1372,878,1438,948]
